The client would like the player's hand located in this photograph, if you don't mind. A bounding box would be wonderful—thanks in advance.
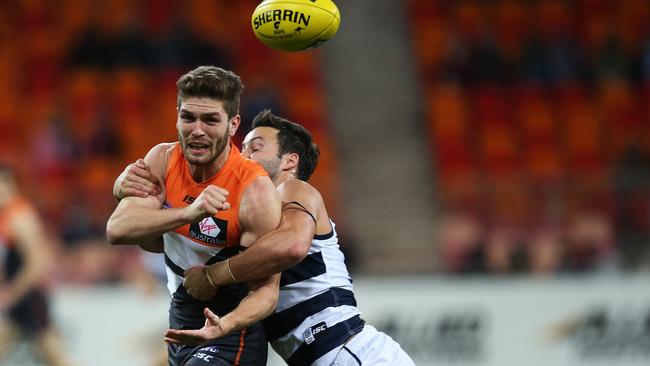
[183,185,230,222]
[164,308,230,345]
[115,159,162,200]
[183,266,218,301]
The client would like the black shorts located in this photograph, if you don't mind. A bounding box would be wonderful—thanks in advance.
[7,290,50,337]
[170,322,268,366]
[167,268,268,366]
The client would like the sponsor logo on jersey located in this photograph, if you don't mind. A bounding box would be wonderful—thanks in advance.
[188,216,227,245]
[303,322,328,345]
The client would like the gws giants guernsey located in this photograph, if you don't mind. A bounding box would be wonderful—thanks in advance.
[0,197,37,280]
[162,142,267,296]
[264,221,364,366]
[161,142,268,366]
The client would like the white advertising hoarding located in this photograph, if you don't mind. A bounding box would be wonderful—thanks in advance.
[45,276,650,366]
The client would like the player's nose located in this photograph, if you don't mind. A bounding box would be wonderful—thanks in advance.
[189,122,206,136]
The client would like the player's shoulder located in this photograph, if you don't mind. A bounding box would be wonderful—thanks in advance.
[6,197,35,217]
[146,142,178,177]
[6,197,39,227]
[277,179,323,205]
[148,142,178,158]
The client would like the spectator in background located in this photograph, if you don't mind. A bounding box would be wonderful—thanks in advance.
[564,207,616,273]
[612,143,650,270]
[437,208,486,274]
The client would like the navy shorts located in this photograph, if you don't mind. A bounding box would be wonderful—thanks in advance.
[170,323,268,366]
[7,290,50,337]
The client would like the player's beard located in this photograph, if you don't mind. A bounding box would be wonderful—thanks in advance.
[179,129,230,166]
[256,155,282,181]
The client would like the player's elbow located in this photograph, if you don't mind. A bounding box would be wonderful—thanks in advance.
[106,217,127,245]
[285,237,311,263]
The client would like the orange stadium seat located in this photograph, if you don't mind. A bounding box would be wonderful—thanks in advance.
[598,79,644,158]
[496,0,528,59]
[517,88,558,145]
[427,84,476,173]
[562,98,605,174]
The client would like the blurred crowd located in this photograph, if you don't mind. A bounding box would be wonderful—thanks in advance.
[410,0,650,274]
[1,0,649,283]
[0,0,337,288]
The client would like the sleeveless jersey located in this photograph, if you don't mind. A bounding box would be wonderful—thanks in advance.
[0,196,51,335]
[0,197,36,279]
[162,142,267,296]
[264,221,364,366]
[161,142,268,366]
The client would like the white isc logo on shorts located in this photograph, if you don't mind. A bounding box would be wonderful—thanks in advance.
[303,322,328,345]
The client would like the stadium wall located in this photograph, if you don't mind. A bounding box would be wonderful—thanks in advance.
[52,277,650,366]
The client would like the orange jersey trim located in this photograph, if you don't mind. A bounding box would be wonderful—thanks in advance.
[234,327,247,366]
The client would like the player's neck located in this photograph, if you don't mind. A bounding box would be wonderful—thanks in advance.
[273,173,296,187]
[188,144,231,183]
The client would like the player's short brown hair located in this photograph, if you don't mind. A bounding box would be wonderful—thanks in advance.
[176,66,244,119]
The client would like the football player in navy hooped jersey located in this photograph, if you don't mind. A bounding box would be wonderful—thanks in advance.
[115,110,415,366]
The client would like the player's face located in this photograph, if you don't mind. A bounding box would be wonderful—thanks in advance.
[242,127,282,180]
[177,97,239,166]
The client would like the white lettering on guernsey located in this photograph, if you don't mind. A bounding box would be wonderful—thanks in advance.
[303,322,328,345]
[192,352,214,362]
[188,230,225,245]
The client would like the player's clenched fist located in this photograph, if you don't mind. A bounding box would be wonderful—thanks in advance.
[183,185,231,222]
[183,265,217,301]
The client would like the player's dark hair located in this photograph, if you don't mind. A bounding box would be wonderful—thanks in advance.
[176,66,244,119]
[251,110,320,181]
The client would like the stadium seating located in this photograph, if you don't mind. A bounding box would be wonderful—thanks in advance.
[410,0,650,273]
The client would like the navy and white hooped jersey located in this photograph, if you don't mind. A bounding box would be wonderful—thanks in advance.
[264,221,364,366]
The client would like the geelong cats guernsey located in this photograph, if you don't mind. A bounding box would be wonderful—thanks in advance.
[264,221,364,366]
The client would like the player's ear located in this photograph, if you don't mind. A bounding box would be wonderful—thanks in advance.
[282,152,299,172]
[229,115,241,137]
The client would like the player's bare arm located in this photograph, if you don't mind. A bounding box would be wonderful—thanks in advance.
[0,208,51,310]
[206,179,326,286]
[106,143,231,245]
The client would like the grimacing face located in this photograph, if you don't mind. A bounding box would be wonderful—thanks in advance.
[242,127,283,180]
[177,97,234,166]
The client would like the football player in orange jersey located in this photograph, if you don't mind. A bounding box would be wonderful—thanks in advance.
[106,66,282,366]
[115,111,416,366]
[0,165,75,366]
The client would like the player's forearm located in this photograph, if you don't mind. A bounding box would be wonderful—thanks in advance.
[208,228,309,284]
[106,206,191,245]
[219,277,279,334]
